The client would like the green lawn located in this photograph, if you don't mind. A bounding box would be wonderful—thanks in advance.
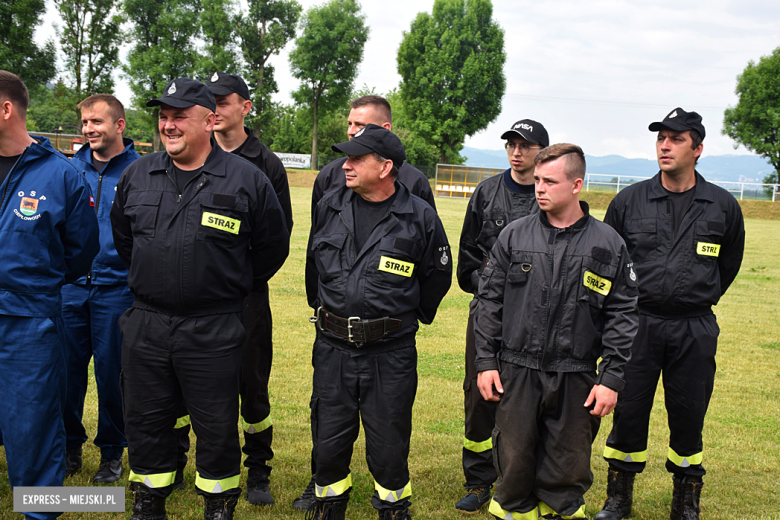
[1,187,778,519]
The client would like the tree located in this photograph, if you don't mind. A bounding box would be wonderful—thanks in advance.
[385,89,439,168]
[27,81,80,133]
[723,46,780,197]
[237,0,302,140]
[289,0,368,167]
[397,0,506,164]
[197,0,243,79]
[123,0,200,150]
[0,0,57,94]
[55,0,123,97]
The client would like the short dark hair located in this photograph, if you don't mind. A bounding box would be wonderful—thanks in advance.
[689,129,703,164]
[534,143,586,180]
[78,94,126,123]
[372,152,399,178]
[351,95,392,124]
[0,70,30,116]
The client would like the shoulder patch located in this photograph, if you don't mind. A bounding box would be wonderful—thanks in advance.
[436,244,451,270]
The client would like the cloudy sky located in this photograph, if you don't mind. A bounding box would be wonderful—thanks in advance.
[37,0,779,159]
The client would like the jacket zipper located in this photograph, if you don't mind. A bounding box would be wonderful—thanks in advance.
[87,168,106,283]
[0,148,29,210]
[339,212,357,258]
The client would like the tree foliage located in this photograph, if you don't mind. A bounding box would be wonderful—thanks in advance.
[289,0,368,167]
[397,0,505,164]
[237,0,302,140]
[0,0,56,94]
[123,0,200,150]
[27,82,80,133]
[197,0,243,79]
[55,0,123,97]
[723,46,780,195]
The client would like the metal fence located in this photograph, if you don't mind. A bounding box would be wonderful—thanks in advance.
[31,132,154,156]
[585,173,780,202]
[434,164,504,198]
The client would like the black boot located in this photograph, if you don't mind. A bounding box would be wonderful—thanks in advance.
[669,475,702,520]
[378,507,412,520]
[246,470,273,506]
[203,494,239,520]
[293,474,317,511]
[595,467,635,520]
[304,499,348,520]
[130,485,167,520]
[65,447,82,477]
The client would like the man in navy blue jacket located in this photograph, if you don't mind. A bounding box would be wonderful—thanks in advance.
[62,94,140,484]
[0,70,99,520]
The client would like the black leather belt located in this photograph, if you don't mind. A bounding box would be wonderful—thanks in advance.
[309,307,404,344]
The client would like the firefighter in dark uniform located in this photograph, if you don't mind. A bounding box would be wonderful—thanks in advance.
[455,119,548,513]
[110,78,289,520]
[162,71,293,506]
[595,109,745,520]
[305,124,452,520]
[295,95,437,512]
[475,144,638,520]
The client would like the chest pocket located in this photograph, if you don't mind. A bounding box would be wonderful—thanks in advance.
[476,211,509,251]
[196,193,249,241]
[623,218,656,264]
[578,259,617,310]
[371,236,419,288]
[693,220,724,264]
[124,191,162,238]
[312,233,347,284]
[506,251,532,284]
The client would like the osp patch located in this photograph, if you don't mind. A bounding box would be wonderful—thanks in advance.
[14,190,46,221]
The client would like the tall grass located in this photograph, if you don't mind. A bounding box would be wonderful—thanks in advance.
[1,187,777,519]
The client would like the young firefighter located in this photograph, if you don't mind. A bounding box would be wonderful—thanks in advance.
[474,144,639,519]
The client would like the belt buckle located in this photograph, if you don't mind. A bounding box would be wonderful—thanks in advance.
[308,306,324,331]
[347,316,360,343]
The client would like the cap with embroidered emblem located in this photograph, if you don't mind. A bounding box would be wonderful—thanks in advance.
[205,71,250,100]
[649,107,706,139]
[331,124,406,169]
[147,77,216,112]
[501,119,549,147]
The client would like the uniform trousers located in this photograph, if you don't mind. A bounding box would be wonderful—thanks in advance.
[174,286,274,478]
[61,283,133,459]
[462,301,498,488]
[490,364,598,519]
[312,338,417,511]
[0,314,66,520]
[120,308,244,498]
[604,313,718,477]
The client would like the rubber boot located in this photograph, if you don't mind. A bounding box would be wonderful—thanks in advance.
[203,494,239,520]
[130,485,167,520]
[595,467,635,520]
[304,499,348,520]
[669,475,702,520]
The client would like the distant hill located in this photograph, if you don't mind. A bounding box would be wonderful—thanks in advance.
[461,146,775,184]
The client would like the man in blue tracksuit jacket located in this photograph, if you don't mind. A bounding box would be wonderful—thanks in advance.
[62,94,140,483]
[0,70,99,520]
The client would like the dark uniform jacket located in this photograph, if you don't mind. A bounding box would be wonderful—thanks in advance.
[604,171,744,317]
[110,142,290,316]
[311,157,436,217]
[457,169,539,293]
[234,127,293,232]
[306,182,452,350]
[474,203,638,392]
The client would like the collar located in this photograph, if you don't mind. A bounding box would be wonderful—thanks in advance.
[539,201,590,230]
[147,138,227,177]
[647,171,715,202]
[73,137,137,164]
[234,126,262,158]
[325,180,416,215]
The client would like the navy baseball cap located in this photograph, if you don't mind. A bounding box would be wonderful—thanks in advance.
[649,108,706,139]
[206,71,250,100]
[147,78,216,113]
[501,119,549,147]
[331,124,406,169]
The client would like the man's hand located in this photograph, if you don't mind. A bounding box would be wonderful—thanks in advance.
[477,370,503,402]
[584,384,618,417]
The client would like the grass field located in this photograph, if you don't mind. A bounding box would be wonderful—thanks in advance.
[1,186,778,519]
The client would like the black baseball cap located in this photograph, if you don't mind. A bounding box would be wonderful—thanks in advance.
[501,119,549,147]
[649,108,706,139]
[206,71,250,100]
[331,124,406,169]
[147,78,216,113]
